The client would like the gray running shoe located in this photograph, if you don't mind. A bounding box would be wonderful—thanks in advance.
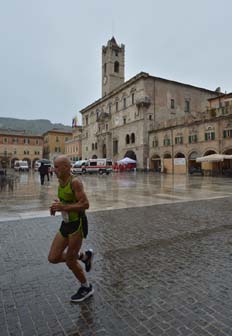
[71,284,94,303]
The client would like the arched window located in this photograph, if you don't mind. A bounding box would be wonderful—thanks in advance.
[131,133,135,143]
[126,134,130,144]
[114,61,119,73]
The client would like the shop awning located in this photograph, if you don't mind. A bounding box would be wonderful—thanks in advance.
[196,154,232,162]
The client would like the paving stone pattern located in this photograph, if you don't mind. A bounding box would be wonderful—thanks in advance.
[1,198,232,336]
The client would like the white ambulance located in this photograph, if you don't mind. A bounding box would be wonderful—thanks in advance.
[72,159,112,175]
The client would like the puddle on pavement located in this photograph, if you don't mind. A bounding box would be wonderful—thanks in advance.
[0,171,232,221]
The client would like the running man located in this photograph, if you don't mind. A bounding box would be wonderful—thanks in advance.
[48,155,94,302]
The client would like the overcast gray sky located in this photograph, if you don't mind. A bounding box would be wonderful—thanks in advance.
[0,0,231,126]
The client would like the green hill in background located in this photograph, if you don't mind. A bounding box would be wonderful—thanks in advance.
[0,117,72,135]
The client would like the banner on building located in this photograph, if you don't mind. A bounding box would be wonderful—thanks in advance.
[174,158,186,165]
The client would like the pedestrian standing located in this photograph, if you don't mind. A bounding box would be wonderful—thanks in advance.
[44,164,50,182]
[38,162,47,185]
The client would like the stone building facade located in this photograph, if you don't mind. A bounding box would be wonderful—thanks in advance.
[80,37,221,170]
[0,129,43,168]
[149,93,232,174]
[43,129,72,161]
[64,126,82,162]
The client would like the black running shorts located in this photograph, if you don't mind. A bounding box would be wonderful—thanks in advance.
[59,214,88,238]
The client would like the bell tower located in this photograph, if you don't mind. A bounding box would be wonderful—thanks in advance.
[102,37,125,97]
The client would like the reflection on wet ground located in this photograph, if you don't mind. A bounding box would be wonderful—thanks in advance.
[1,170,232,221]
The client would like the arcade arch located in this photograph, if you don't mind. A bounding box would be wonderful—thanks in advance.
[163,152,171,158]
[174,152,185,158]
[124,150,136,161]
[188,151,201,170]
[150,154,161,172]
[203,149,217,156]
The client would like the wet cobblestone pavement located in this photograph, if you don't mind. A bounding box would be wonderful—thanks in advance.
[1,171,232,221]
[1,197,232,336]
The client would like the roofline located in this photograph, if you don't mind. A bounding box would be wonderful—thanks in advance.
[80,72,221,114]
[42,129,73,136]
[149,75,221,95]
[208,92,232,101]
[0,130,43,138]
[79,72,149,113]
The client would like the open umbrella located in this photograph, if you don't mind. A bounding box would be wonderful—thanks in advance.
[38,159,52,165]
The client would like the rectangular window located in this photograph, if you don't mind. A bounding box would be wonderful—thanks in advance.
[113,140,118,155]
[189,134,198,143]
[171,99,175,109]
[132,93,135,105]
[205,132,215,141]
[175,136,183,144]
[152,140,159,147]
[223,129,232,138]
[123,98,126,109]
[109,103,112,113]
[123,117,126,125]
[163,139,171,146]
[4,138,8,143]
[116,101,118,112]
[85,116,89,126]
[185,100,190,113]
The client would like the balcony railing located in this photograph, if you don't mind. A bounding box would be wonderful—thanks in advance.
[136,96,151,107]
[208,105,232,117]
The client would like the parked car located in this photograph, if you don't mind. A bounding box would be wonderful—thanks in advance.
[189,166,203,176]
[14,160,29,172]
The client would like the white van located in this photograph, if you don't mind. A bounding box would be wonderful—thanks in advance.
[71,160,88,174]
[14,160,29,172]
[72,159,112,175]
